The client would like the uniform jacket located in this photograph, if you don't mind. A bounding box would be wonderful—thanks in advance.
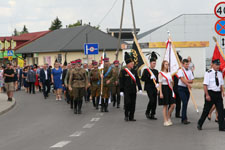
[102,66,113,87]
[90,68,101,87]
[111,67,120,86]
[69,68,88,88]
[141,68,158,91]
[119,68,142,94]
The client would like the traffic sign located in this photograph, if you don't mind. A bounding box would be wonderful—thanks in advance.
[7,50,14,56]
[215,19,225,36]
[215,2,225,19]
[84,43,99,55]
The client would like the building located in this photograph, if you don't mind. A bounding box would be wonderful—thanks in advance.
[16,25,124,66]
[123,14,214,78]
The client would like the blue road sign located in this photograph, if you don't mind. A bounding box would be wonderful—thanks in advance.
[215,19,225,36]
[84,43,99,55]
[7,50,14,56]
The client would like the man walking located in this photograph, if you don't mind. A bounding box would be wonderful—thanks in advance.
[4,63,15,101]
[40,63,51,99]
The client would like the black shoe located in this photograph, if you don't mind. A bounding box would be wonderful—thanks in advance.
[74,109,78,114]
[124,117,129,121]
[219,128,225,131]
[197,124,202,130]
[101,107,104,112]
[8,98,12,101]
[78,110,82,114]
[117,105,120,108]
[215,119,218,123]
[176,115,182,118]
[207,117,211,121]
[145,113,150,119]
[44,96,47,99]
[150,115,157,120]
[96,106,99,110]
[182,120,191,125]
[129,119,136,121]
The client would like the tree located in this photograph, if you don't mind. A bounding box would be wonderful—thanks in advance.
[49,17,62,31]
[21,25,29,34]
[13,28,19,36]
[67,20,82,28]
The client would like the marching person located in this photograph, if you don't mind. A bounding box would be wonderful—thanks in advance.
[111,60,121,108]
[101,57,113,112]
[40,63,51,99]
[89,61,101,109]
[178,59,194,124]
[69,59,88,114]
[64,61,76,109]
[62,61,69,102]
[197,59,225,131]
[120,52,142,121]
[158,60,175,126]
[141,52,159,120]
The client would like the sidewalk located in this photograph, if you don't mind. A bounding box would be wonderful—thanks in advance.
[0,93,16,116]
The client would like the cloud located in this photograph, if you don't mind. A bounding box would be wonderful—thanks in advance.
[8,0,16,7]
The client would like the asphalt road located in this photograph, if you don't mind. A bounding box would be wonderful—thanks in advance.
[0,89,225,150]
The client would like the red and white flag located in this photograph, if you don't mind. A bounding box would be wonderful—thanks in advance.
[164,40,180,75]
[212,45,225,78]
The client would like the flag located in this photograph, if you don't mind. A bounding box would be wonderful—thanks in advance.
[212,45,225,78]
[11,40,16,49]
[164,40,180,75]
[99,51,106,70]
[131,41,144,70]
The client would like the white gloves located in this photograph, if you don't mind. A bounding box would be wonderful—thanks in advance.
[120,92,124,96]
[155,84,159,88]
[138,90,142,93]
[151,75,156,80]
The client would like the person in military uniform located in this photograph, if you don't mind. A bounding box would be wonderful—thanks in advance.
[89,61,101,109]
[64,61,76,109]
[101,57,113,112]
[197,59,225,131]
[69,59,88,114]
[111,60,121,108]
[120,52,142,121]
[141,52,159,120]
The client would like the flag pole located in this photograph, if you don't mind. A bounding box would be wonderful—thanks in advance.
[132,33,158,87]
[168,34,199,113]
[213,36,225,59]
[100,49,105,96]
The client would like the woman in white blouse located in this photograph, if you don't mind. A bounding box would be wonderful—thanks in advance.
[158,60,176,126]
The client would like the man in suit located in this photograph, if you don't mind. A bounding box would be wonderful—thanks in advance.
[17,66,23,90]
[40,63,51,99]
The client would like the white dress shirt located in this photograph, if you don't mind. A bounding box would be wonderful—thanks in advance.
[178,67,194,87]
[203,69,224,92]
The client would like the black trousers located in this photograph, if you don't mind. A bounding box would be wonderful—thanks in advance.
[112,86,121,106]
[146,89,157,116]
[174,90,181,117]
[198,90,225,130]
[42,81,50,97]
[124,92,137,120]
[29,82,35,94]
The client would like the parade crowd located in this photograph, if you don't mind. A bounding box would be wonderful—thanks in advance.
[1,52,225,132]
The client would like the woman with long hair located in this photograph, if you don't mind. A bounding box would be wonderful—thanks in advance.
[158,60,176,126]
[51,62,63,100]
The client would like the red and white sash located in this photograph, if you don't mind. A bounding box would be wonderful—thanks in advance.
[124,68,136,84]
[146,68,156,79]
[182,68,189,80]
[160,72,176,98]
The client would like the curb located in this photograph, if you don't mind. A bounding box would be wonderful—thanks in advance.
[0,98,16,116]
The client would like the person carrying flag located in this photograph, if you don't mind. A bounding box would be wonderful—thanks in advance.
[177,59,194,125]
[120,52,142,122]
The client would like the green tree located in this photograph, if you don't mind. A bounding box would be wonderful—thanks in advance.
[67,20,82,28]
[49,17,62,31]
[13,28,19,36]
[21,25,29,34]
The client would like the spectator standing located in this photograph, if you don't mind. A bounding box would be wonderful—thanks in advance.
[4,63,15,101]
[27,66,36,94]
[22,67,29,93]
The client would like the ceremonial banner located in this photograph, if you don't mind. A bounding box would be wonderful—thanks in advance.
[212,45,225,78]
[131,41,144,71]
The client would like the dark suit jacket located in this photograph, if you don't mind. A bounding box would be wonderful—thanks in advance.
[141,68,158,91]
[62,69,68,85]
[119,68,142,94]
[40,68,51,83]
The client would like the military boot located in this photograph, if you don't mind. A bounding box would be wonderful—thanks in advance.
[74,100,78,114]
[96,97,100,110]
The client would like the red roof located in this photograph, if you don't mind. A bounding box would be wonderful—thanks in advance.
[0,31,51,50]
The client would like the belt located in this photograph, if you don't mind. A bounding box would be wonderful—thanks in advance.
[73,79,84,81]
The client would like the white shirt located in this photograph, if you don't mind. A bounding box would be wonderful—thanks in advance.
[178,67,194,87]
[203,69,224,92]
[44,70,48,80]
[159,72,172,85]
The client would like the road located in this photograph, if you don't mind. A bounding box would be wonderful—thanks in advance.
[0,89,225,150]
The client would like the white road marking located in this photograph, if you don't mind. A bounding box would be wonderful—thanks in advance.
[83,123,95,129]
[96,113,104,116]
[70,131,85,137]
[50,141,71,148]
[91,118,100,122]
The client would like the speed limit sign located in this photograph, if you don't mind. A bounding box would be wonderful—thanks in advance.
[215,2,225,19]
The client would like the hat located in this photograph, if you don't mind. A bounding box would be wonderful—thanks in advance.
[103,57,109,62]
[125,52,133,64]
[71,60,76,65]
[92,61,98,66]
[113,60,119,64]
[212,59,220,65]
[76,59,82,64]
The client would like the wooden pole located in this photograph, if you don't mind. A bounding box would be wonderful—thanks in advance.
[130,0,137,36]
[115,0,125,60]
[169,36,199,113]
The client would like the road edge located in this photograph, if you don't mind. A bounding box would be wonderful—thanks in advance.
[0,98,16,116]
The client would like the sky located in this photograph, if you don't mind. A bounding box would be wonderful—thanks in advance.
[0,0,221,36]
